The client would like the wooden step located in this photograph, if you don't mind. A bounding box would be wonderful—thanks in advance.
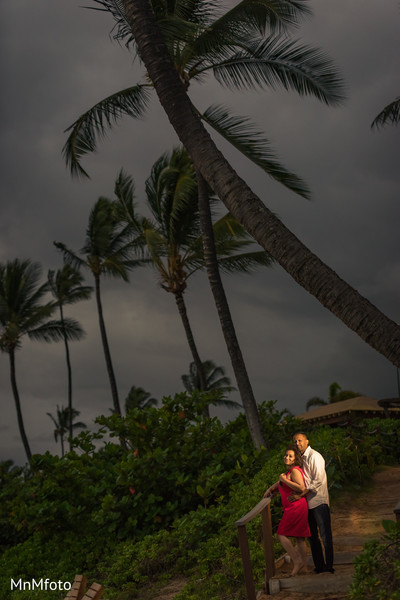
[269,564,355,595]
[333,534,379,547]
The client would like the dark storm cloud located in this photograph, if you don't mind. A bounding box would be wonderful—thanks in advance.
[1,1,399,464]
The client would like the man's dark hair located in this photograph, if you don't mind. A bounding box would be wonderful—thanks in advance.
[293,431,308,439]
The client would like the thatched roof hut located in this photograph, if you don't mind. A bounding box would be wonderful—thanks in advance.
[297,396,400,426]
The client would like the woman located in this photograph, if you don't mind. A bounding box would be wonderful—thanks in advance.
[264,445,310,576]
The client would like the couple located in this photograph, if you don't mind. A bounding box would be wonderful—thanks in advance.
[264,432,334,576]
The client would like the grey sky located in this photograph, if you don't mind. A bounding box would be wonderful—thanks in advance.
[1,1,399,465]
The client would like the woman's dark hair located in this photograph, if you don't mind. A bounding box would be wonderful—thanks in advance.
[285,444,303,468]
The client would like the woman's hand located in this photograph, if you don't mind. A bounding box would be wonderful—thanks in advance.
[279,472,289,483]
[263,483,278,498]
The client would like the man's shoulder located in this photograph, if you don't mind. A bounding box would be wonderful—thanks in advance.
[308,446,325,462]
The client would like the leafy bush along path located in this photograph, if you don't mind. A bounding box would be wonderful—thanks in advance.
[153,465,400,600]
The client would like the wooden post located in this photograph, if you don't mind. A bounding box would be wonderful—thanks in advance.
[261,503,275,592]
[63,578,104,600]
[237,525,257,600]
[64,575,88,600]
[82,583,104,600]
[235,497,275,598]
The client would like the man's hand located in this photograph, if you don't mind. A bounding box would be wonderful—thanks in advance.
[288,490,307,503]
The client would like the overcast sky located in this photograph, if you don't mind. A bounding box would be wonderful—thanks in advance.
[1,1,399,465]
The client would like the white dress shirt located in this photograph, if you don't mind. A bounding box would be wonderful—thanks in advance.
[302,445,330,509]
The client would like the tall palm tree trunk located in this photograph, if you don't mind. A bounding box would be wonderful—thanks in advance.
[174,290,209,417]
[60,304,73,451]
[122,0,400,367]
[94,274,122,416]
[196,171,266,448]
[9,349,32,462]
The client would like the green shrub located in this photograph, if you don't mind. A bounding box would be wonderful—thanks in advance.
[348,519,400,600]
[1,407,399,600]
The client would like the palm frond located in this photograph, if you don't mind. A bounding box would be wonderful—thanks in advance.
[54,242,86,272]
[112,171,144,232]
[48,265,92,305]
[200,0,310,40]
[211,36,345,106]
[371,97,400,129]
[28,318,83,344]
[88,0,136,47]
[217,250,273,274]
[63,84,151,178]
[171,0,218,25]
[201,104,310,198]
[184,0,311,76]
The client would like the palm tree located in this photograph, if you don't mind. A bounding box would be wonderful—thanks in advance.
[46,405,86,457]
[47,264,92,451]
[54,196,145,416]
[305,382,361,411]
[65,0,342,196]
[114,150,273,418]
[125,385,157,411]
[196,169,266,441]
[0,259,83,463]
[112,0,400,373]
[64,0,345,448]
[182,359,241,411]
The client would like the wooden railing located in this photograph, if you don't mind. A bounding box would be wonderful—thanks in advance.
[394,500,400,521]
[235,497,275,599]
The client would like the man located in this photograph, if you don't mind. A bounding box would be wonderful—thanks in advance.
[292,432,334,574]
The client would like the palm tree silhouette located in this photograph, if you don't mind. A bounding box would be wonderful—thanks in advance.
[64,0,342,193]
[305,382,361,411]
[125,385,157,411]
[48,264,92,450]
[55,196,145,416]
[114,149,272,416]
[64,0,345,447]
[181,359,241,411]
[0,259,83,462]
[47,405,86,457]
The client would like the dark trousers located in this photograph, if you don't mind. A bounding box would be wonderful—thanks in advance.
[308,503,334,571]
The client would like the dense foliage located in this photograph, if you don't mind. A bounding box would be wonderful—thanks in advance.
[0,401,399,600]
[348,518,400,600]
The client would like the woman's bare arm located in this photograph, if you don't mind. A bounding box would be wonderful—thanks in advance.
[279,468,306,492]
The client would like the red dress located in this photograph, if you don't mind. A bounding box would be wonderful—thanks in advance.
[276,466,310,538]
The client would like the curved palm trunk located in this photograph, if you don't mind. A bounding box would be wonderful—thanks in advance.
[60,304,73,451]
[174,291,209,417]
[9,349,32,463]
[196,171,266,448]
[122,0,400,367]
[94,273,122,416]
